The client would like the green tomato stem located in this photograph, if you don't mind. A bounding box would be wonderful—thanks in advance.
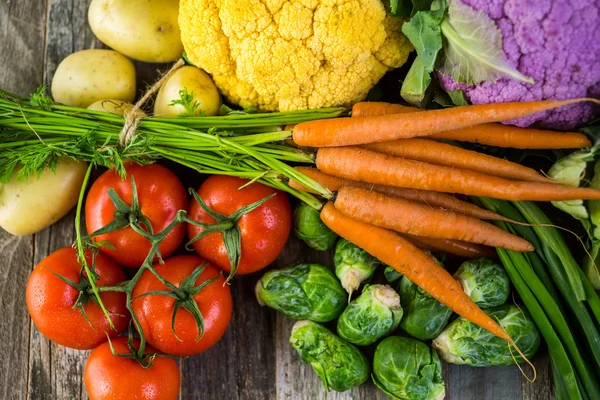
[74,163,116,330]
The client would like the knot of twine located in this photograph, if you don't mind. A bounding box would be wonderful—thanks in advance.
[119,58,186,147]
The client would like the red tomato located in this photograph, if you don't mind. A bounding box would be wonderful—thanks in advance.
[84,337,180,400]
[132,255,232,356]
[86,162,187,268]
[187,175,291,275]
[25,247,129,350]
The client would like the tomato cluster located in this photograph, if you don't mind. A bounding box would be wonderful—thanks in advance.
[25,163,291,400]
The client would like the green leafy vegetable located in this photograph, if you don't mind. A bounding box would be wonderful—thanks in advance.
[401,56,432,107]
[390,0,434,18]
[454,258,510,308]
[547,146,600,289]
[290,321,370,392]
[585,160,600,288]
[390,0,412,17]
[336,284,403,346]
[255,263,347,322]
[432,88,469,107]
[401,0,446,70]
[373,336,446,400]
[400,0,446,105]
[169,88,206,117]
[433,304,541,366]
[447,89,468,105]
[334,238,380,295]
[293,202,338,251]
[548,148,596,222]
[439,0,534,86]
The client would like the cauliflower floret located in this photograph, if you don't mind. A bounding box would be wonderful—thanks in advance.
[440,0,600,130]
[180,0,412,111]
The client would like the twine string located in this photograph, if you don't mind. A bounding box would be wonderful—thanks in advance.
[119,58,186,147]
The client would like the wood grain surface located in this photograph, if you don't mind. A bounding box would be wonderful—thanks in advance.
[0,0,553,399]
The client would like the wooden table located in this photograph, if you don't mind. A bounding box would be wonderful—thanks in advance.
[0,1,554,399]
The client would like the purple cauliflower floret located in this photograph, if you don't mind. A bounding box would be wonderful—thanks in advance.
[440,0,600,130]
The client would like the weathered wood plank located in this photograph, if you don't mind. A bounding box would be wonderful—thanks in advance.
[27,1,99,399]
[0,232,34,400]
[0,1,47,399]
[522,348,553,400]
[448,364,522,400]
[180,277,276,400]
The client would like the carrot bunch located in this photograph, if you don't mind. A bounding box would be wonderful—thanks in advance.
[287,98,600,346]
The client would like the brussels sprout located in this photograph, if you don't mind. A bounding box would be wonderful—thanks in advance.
[432,304,540,366]
[373,336,446,400]
[399,276,453,340]
[334,238,380,295]
[293,202,338,250]
[290,320,370,392]
[255,263,347,322]
[454,258,510,308]
[336,284,403,346]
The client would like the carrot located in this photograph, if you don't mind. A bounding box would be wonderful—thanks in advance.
[351,102,591,149]
[429,124,592,149]
[316,147,600,201]
[334,186,534,252]
[289,167,514,222]
[364,139,550,183]
[405,235,498,259]
[320,202,512,341]
[351,102,415,117]
[293,98,599,147]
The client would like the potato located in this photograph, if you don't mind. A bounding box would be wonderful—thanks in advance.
[87,99,134,116]
[51,49,136,108]
[88,0,183,63]
[154,66,221,117]
[0,158,88,236]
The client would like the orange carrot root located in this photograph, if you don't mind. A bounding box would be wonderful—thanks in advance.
[316,147,600,201]
[364,139,551,183]
[351,102,416,117]
[350,102,591,149]
[289,167,514,222]
[294,98,598,147]
[430,124,592,149]
[405,235,498,259]
[334,186,534,252]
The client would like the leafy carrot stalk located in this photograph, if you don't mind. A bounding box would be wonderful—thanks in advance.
[365,139,551,183]
[351,102,415,117]
[319,202,513,341]
[316,147,600,201]
[289,166,514,222]
[294,98,599,147]
[334,186,534,252]
[404,235,498,259]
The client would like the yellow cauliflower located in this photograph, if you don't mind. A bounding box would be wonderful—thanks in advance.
[179,0,412,111]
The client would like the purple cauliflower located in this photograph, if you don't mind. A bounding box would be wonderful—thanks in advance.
[440,0,600,130]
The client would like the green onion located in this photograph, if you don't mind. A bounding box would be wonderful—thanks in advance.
[511,202,585,301]
[495,246,582,399]
[476,197,600,399]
